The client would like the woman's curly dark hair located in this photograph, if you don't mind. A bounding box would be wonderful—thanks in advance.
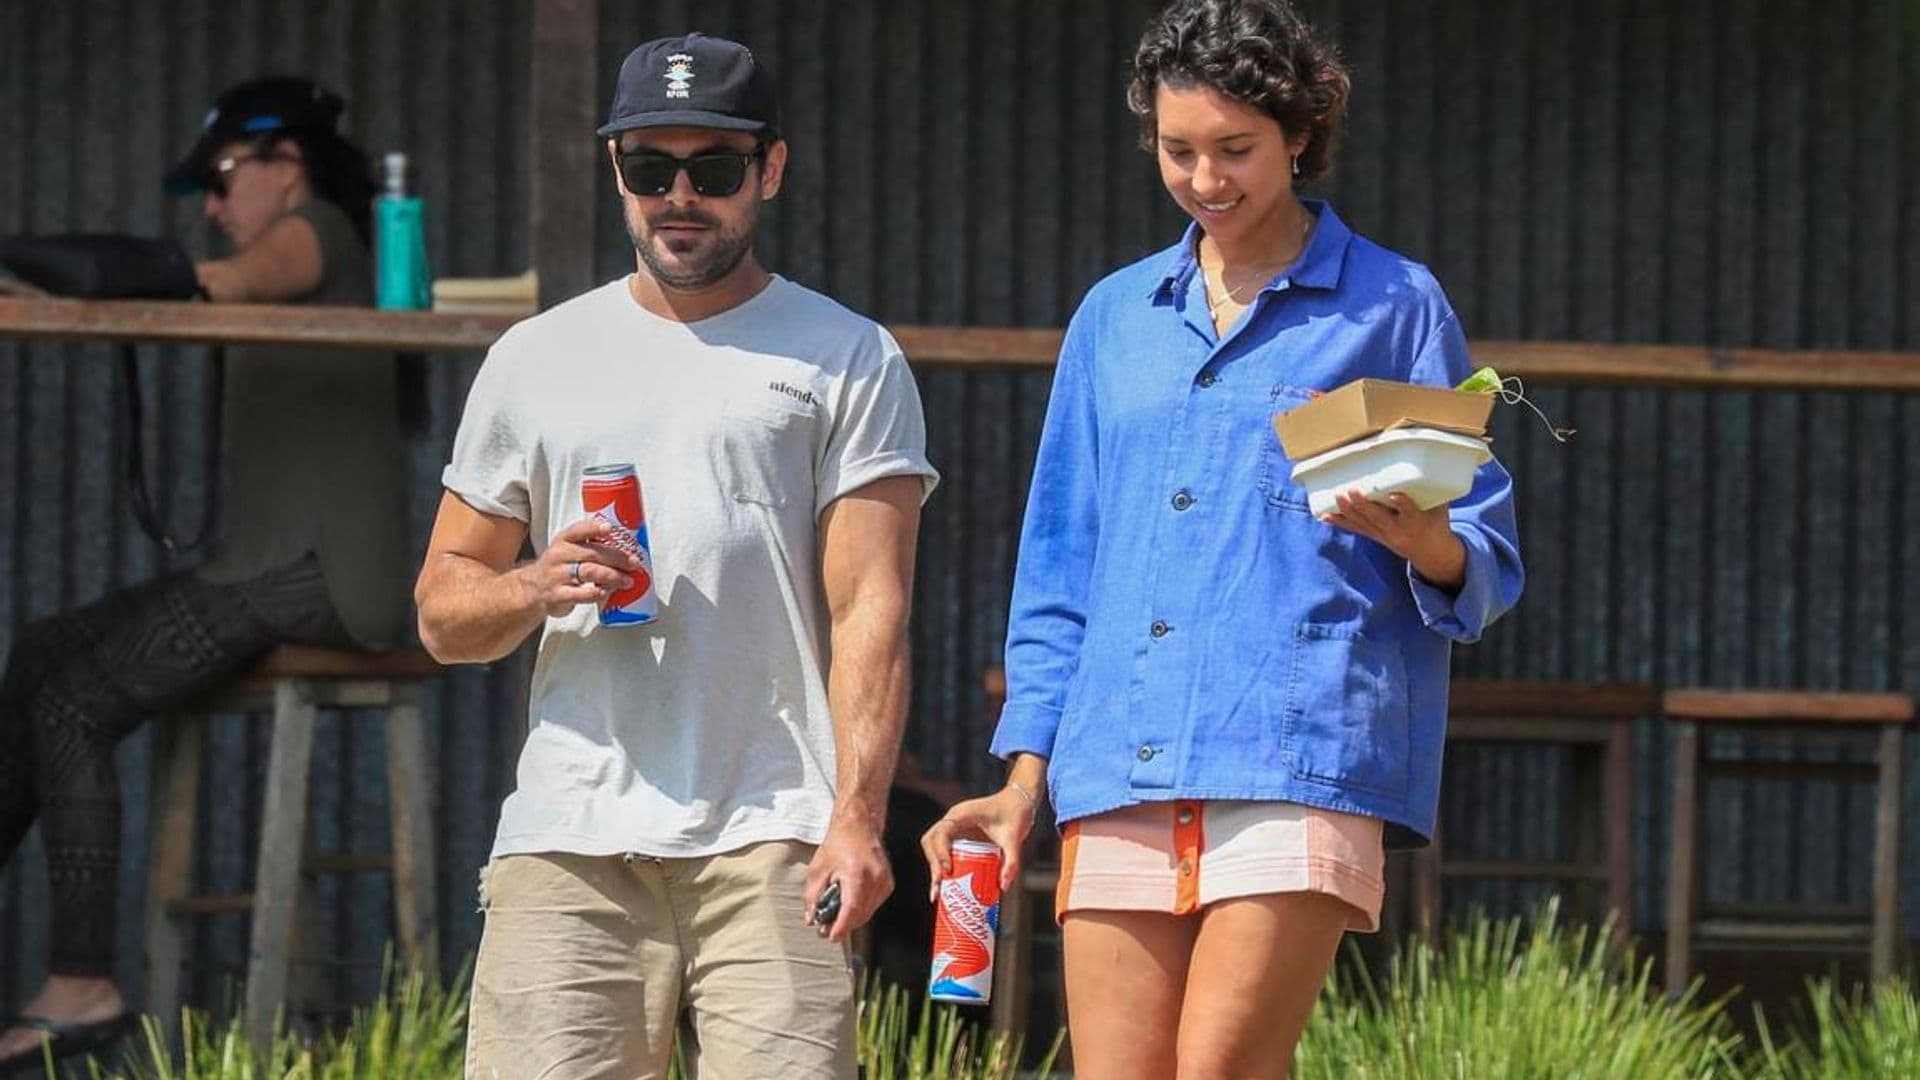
[1127,0,1352,183]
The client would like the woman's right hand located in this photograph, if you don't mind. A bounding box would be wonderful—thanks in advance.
[920,785,1037,897]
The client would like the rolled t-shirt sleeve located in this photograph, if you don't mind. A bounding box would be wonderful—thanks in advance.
[814,327,940,515]
[441,333,533,521]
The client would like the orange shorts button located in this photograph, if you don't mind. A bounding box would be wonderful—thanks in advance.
[1178,858,1194,876]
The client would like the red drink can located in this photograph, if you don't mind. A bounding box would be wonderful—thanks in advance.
[929,839,1002,1005]
[579,463,659,626]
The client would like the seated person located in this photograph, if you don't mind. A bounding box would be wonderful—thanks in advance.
[0,76,408,1071]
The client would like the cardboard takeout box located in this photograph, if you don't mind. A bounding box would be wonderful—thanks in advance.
[1272,378,1495,460]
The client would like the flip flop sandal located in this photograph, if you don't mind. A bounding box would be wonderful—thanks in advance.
[0,1013,138,1076]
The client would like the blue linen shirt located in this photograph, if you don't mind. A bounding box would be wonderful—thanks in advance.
[989,201,1524,848]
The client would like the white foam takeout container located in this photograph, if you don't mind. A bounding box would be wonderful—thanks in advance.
[1289,426,1494,518]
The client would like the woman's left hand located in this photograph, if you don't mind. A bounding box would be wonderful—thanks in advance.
[1322,490,1466,590]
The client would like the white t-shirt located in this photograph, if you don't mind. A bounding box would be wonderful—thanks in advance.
[443,275,940,858]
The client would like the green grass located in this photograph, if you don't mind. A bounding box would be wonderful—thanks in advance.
[69,960,467,1080]
[1295,904,1745,1078]
[56,964,1056,1080]
[848,980,1061,1080]
[1749,977,1920,1079]
[45,910,1920,1078]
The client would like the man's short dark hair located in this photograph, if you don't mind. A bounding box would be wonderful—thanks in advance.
[1127,0,1353,183]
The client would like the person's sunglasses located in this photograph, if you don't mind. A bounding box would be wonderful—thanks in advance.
[204,150,293,199]
[617,145,766,198]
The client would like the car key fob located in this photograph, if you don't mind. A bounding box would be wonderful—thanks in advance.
[812,880,842,932]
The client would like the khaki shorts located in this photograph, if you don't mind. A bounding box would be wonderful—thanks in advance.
[464,840,856,1080]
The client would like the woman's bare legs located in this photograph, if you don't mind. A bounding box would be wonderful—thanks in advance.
[1175,891,1352,1079]
[1061,909,1200,1079]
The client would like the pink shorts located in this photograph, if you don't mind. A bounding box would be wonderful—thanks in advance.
[1055,799,1385,931]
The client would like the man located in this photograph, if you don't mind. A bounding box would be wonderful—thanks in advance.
[416,32,937,1080]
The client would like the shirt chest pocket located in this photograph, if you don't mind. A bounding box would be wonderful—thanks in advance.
[1256,383,1318,513]
[1281,623,1412,796]
[719,393,820,508]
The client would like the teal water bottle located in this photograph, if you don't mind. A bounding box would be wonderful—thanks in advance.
[375,152,430,309]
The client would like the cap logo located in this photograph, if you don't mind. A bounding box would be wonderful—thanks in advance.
[202,107,220,132]
[664,53,694,99]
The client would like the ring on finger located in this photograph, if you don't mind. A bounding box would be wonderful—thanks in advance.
[568,560,583,586]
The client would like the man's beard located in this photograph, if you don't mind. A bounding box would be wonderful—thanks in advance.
[627,203,758,290]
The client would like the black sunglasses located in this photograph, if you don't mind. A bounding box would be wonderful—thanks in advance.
[204,149,294,198]
[617,144,766,198]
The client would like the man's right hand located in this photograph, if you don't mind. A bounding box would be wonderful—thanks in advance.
[519,516,643,617]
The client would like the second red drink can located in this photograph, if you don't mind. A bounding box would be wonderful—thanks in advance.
[928,839,1003,1005]
[579,463,659,626]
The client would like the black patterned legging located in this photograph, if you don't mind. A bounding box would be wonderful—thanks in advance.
[0,553,351,976]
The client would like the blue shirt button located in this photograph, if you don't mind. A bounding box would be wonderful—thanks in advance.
[1196,373,1218,388]
[1171,491,1194,511]
[1150,620,1170,638]
[1137,745,1155,762]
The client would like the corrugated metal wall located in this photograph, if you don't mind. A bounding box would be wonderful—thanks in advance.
[2,0,1917,1016]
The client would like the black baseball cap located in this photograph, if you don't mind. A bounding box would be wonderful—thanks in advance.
[598,33,780,139]
[165,76,346,195]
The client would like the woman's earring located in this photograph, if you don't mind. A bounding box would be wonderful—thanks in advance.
[1291,153,1301,178]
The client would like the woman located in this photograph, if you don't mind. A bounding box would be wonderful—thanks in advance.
[0,76,408,1071]
[921,2,1523,1074]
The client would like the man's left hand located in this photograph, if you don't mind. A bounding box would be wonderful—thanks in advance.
[804,811,894,944]
[1322,490,1466,590]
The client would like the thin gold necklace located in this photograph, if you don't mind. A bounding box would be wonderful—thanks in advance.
[1205,211,1314,314]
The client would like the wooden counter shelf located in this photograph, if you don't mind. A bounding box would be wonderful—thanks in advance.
[4,297,1919,390]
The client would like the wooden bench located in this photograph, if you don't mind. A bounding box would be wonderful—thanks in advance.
[1662,689,1912,987]
[1410,680,1655,940]
[143,645,442,1049]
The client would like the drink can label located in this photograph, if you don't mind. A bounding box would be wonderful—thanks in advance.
[929,839,1002,1005]
[579,463,659,626]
